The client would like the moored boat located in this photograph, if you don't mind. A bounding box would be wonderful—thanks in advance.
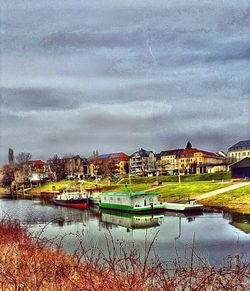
[86,186,103,205]
[163,200,203,212]
[53,189,89,209]
[99,191,165,213]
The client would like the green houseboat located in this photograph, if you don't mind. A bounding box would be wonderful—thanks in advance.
[99,191,165,213]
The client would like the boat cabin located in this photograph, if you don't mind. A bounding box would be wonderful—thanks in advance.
[56,189,86,201]
[99,191,164,213]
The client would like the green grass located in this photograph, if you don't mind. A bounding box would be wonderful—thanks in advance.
[122,171,231,184]
[201,185,250,214]
[104,181,232,204]
[29,180,95,194]
[230,222,250,234]
[104,183,153,193]
[155,181,232,202]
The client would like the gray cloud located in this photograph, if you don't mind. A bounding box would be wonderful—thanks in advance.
[0,0,250,163]
[1,88,82,111]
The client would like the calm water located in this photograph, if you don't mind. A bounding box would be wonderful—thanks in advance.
[0,198,249,266]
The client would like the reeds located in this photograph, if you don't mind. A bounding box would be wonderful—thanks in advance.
[0,218,249,290]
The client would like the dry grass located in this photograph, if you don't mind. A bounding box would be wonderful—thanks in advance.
[201,185,250,214]
[0,219,249,290]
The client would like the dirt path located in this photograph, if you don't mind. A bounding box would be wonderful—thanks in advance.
[144,184,170,192]
[195,182,250,201]
[116,178,124,184]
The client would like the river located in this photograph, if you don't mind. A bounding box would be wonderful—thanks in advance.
[0,198,249,266]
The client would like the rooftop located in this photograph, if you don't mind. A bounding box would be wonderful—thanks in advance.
[228,140,250,151]
[101,191,158,197]
[159,149,183,157]
[131,148,153,158]
[93,152,129,161]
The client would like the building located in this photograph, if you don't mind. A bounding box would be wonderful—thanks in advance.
[8,148,14,164]
[89,152,129,177]
[28,160,49,185]
[47,155,88,180]
[130,148,156,176]
[230,157,250,179]
[227,140,250,162]
[157,149,182,175]
[179,147,225,174]
[156,142,225,175]
[61,155,88,179]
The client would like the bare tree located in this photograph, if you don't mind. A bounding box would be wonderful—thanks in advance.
[48,155,66,181]
[12,152,33,189]
[16,152,32,165]
[1,165,15,187]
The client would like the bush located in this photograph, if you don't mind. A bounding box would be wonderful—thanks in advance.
[0,218,248,290]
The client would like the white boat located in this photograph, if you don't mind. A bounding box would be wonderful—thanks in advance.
[53,188,89,209]
[163,200,203,212]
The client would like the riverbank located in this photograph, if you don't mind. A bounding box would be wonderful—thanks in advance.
[200,185,250,215]
[0,186,10,196]
[1,174,249,215]
[0,218,248,290]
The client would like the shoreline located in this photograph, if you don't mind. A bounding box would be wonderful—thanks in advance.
[1,191,249,216]
[1,179,249,215]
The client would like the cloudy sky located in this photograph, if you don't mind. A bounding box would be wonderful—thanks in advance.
[0,0,249,163]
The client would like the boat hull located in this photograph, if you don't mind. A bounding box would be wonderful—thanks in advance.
[99,202,165,214]
[53,199,88,209]
[89,198,100,206]
[163,202,203,212]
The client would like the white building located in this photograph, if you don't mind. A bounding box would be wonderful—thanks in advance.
[227,140,250,162]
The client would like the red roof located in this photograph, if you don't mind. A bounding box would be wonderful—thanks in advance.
[91,152,129,163]
[181,148,220,158]
[30,160,45,165]
[181,148,199,156]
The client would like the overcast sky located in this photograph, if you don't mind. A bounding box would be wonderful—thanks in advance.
[0,0,249,163]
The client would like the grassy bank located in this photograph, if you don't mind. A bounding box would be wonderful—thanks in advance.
[0,186,10,195]
[201,185,250,215]
[105,181,232,202]
[122,171,231,184]
[0,219,249,290]
[156,181,232,202]
[17,173,250,215]
[28,180,96,195]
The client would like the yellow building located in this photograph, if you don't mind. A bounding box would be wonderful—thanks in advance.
[179,148,225,174]
[89,152,129,177]
[157,149,182,175]
[157,144,226,175]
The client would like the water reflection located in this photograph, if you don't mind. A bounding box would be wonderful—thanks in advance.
[99,209,164,231]
[0,198,249,265]
[223,212,250,234]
